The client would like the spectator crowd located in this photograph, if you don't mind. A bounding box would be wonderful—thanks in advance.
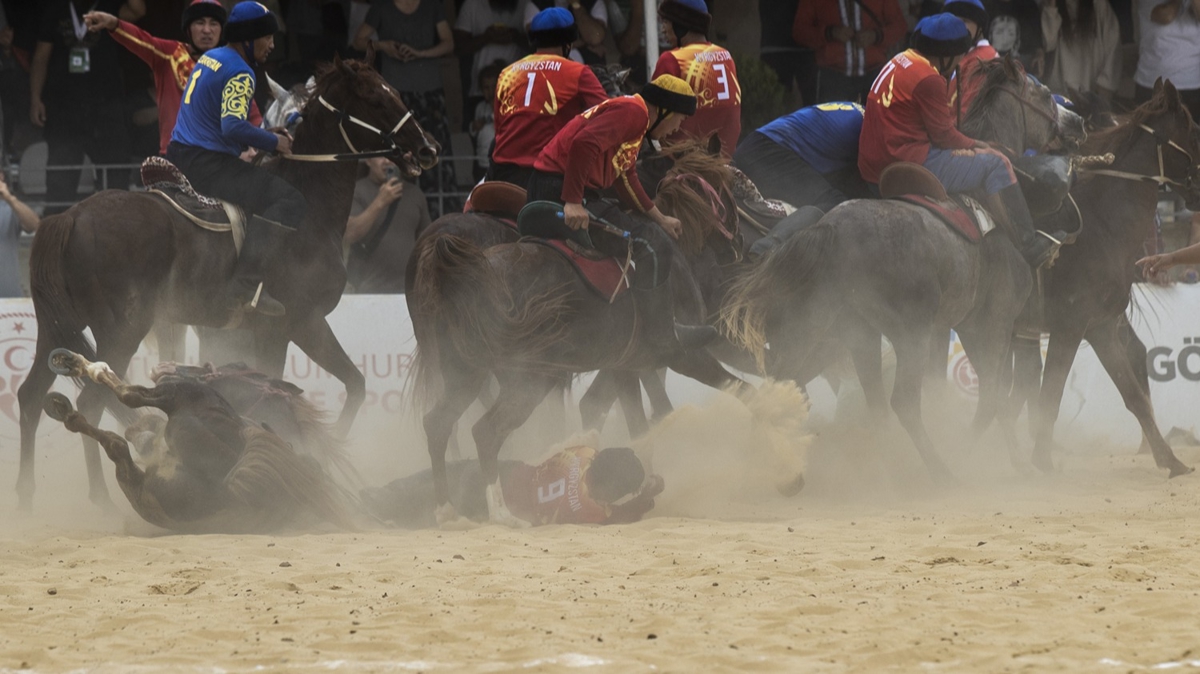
[1,0,1199,297]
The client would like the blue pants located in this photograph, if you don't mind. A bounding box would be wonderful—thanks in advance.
[923,147,1016,195]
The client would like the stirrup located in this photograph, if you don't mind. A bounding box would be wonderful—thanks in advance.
[1030,231,1063,269]
[244,282,286,317]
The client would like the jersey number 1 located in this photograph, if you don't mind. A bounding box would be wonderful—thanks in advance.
[184,69,202,105]
[523,72,537,107]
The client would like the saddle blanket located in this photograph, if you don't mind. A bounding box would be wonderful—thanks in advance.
[530,238,629,301]
[892,194,994,244]
[141,156,247,251]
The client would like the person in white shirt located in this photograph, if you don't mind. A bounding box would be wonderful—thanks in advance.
[0,172,41,298]
[1041,0,1121,99]
[454,0,529,100]
[1134,0,1200,118]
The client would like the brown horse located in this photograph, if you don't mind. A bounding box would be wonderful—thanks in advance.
[987,80,1200,476]
[15,58,438,512]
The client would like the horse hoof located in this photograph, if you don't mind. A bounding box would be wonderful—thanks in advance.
[775,473,805,497]
[48,348,85,377]
[1168,462,1194,479]
[42,392,74,422]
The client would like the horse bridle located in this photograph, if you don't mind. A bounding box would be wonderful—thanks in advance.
[1076,122,1196,190]
[282,95,415,163]
[993,79,1062,156]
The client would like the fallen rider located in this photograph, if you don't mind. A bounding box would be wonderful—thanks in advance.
[362,446,664,527]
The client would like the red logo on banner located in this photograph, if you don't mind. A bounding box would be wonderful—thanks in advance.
[951,352,979,398]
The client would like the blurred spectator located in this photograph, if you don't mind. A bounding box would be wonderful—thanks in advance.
[344,157,431,293]
[1134,0,1200,119]
[792,0,908,104]
[288,0,349,70]
[611,0,650,84]
[984,0,1045,75]
[0,1,28,159]
[1041,0,1121,99]
[470,60,502,180]
[524,0,608,65]
[0,172,40,297]
[453,0,527,122]
[760,0,814,107]
[352,0,454,216]
[32,0,134,211]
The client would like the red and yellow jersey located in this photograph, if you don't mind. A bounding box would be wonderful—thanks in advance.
[491,54,609,169]
[858,49,976,183]
[534,95,655,212]
[502,447,609,526]
[949,42,1000,121]
[653,42,742,155]
[110,20,261,155]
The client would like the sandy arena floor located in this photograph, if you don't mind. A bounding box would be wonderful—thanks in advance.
[3,388,1200,673]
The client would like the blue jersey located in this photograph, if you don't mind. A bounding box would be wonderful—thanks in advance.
[757,102,864,175]
[171,46,277,156]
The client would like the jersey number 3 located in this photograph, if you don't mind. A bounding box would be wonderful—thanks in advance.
[714,63,731,101]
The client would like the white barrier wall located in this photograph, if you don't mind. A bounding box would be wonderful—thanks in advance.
[2,285,1198,456]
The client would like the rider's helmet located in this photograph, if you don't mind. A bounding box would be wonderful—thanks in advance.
[943,0,990,39]
[641,74,697,116]
[225,1,279,44]
[528,7,578,50]
[658,0,711,39]
[180,0,226,45]
[911,13,973,59]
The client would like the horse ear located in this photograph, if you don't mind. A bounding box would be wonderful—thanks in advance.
[1153,77,1164,95]
[1163,79,1181,110]
[264,71,289,103]
[706,133,722,157]
[333,52,355,78]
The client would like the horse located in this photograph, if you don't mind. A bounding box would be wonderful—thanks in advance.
[15,57,439,512]
[988,79,1200,476]
[409,177,752,526]
[720,58,1078,483]
[41,349,353,533]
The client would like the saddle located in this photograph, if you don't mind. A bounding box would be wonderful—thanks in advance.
[879,163,993,244]
[141,157,247,251]
[517,199,629,301]
[463,180,525,229]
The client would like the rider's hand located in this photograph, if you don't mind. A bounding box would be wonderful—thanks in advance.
[1137,252,1175,276]
[640,475,665,499]
[854,29,877,48]
[83,11,118,32]
[972,140,992,151]
[828,25,855,42]
[30,99,45,127]
[375,178,404,205]
[273,133,293,156]
[659,214,684,240]
[563,202,590,231]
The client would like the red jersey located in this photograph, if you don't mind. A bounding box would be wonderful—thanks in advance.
[652,42,742,155]
[110,20,262,155]
[950,42,1000,122]
[501,447,609,525]
[492,54,608,169]
[534,95,655,212]
[858,49,977,184]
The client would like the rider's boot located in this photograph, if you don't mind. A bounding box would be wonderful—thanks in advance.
[990,184,1065,269]
[228,215,288,317]
[633,282,718,352]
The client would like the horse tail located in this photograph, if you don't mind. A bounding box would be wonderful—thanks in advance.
[720,222,838,373]
[29,212,97,363]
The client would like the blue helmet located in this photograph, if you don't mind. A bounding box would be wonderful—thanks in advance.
[912,13,972,57]
[529,8,578,48]
[225,1,278,43]
[659,0,711,35]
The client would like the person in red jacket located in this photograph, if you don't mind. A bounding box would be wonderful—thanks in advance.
[652,0,741,157]
[489,7,608,187]
[859,14,1059,268]
[946,0,1000,121]
[523,74,717,351]
[84,0,262,156]
[793,0,908,104]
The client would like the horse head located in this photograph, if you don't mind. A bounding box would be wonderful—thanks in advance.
[591,63,635,97]
[653,142,741,264]
[1146,78,1200,209]
[962,56,1083,156]
[296,55,440,177]
[263,72,313,135]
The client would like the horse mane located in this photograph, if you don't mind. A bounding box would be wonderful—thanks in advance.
[960,57,1027,138]
[653,141,738,256]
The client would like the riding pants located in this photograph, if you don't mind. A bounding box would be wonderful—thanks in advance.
[486,161,535,189]
[166,142,306,230]
[923,147,1017,195]
[526,170,672,289]
[733,131,859,212]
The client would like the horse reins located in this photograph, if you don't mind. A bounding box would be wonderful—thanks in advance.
[1075,123,1195,189]
[282,95,415,162]
[993,79,1062,156]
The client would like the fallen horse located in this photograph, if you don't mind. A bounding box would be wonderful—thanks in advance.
[43,349,353,533]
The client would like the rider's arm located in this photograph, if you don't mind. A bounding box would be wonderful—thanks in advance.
[220,73,280,151]
[913,76,976,150]
[109,19,178,67]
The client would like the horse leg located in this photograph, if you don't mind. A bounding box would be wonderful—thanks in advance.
[926,326,951,383]
[641,369,674,421]
[423,362,485,525]
[1116,315,1154,455]
[282,316,367,438]
[72,334,144,509]
[846,327,887,428]
[471,372,557,527]
[580,370,619,433]
[1031,323,1087,473]
[1087,316,1192,477]
[16,332,62,512]
[615,370,650,439]
[889,329,955,485]
[668,350,744,394]
[150,320,186,363]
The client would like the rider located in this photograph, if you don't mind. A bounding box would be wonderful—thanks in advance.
[167,1,297,318]
[525,74,718,350]
[858,13,1059,268]
[84,0,262,156]
[488,7,608,188]
[733,102,868,212]
[945,0,999,120]
[651,0,742,156]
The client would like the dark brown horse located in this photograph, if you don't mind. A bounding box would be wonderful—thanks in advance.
[987,80,1200,476]
[16,59,438,512]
